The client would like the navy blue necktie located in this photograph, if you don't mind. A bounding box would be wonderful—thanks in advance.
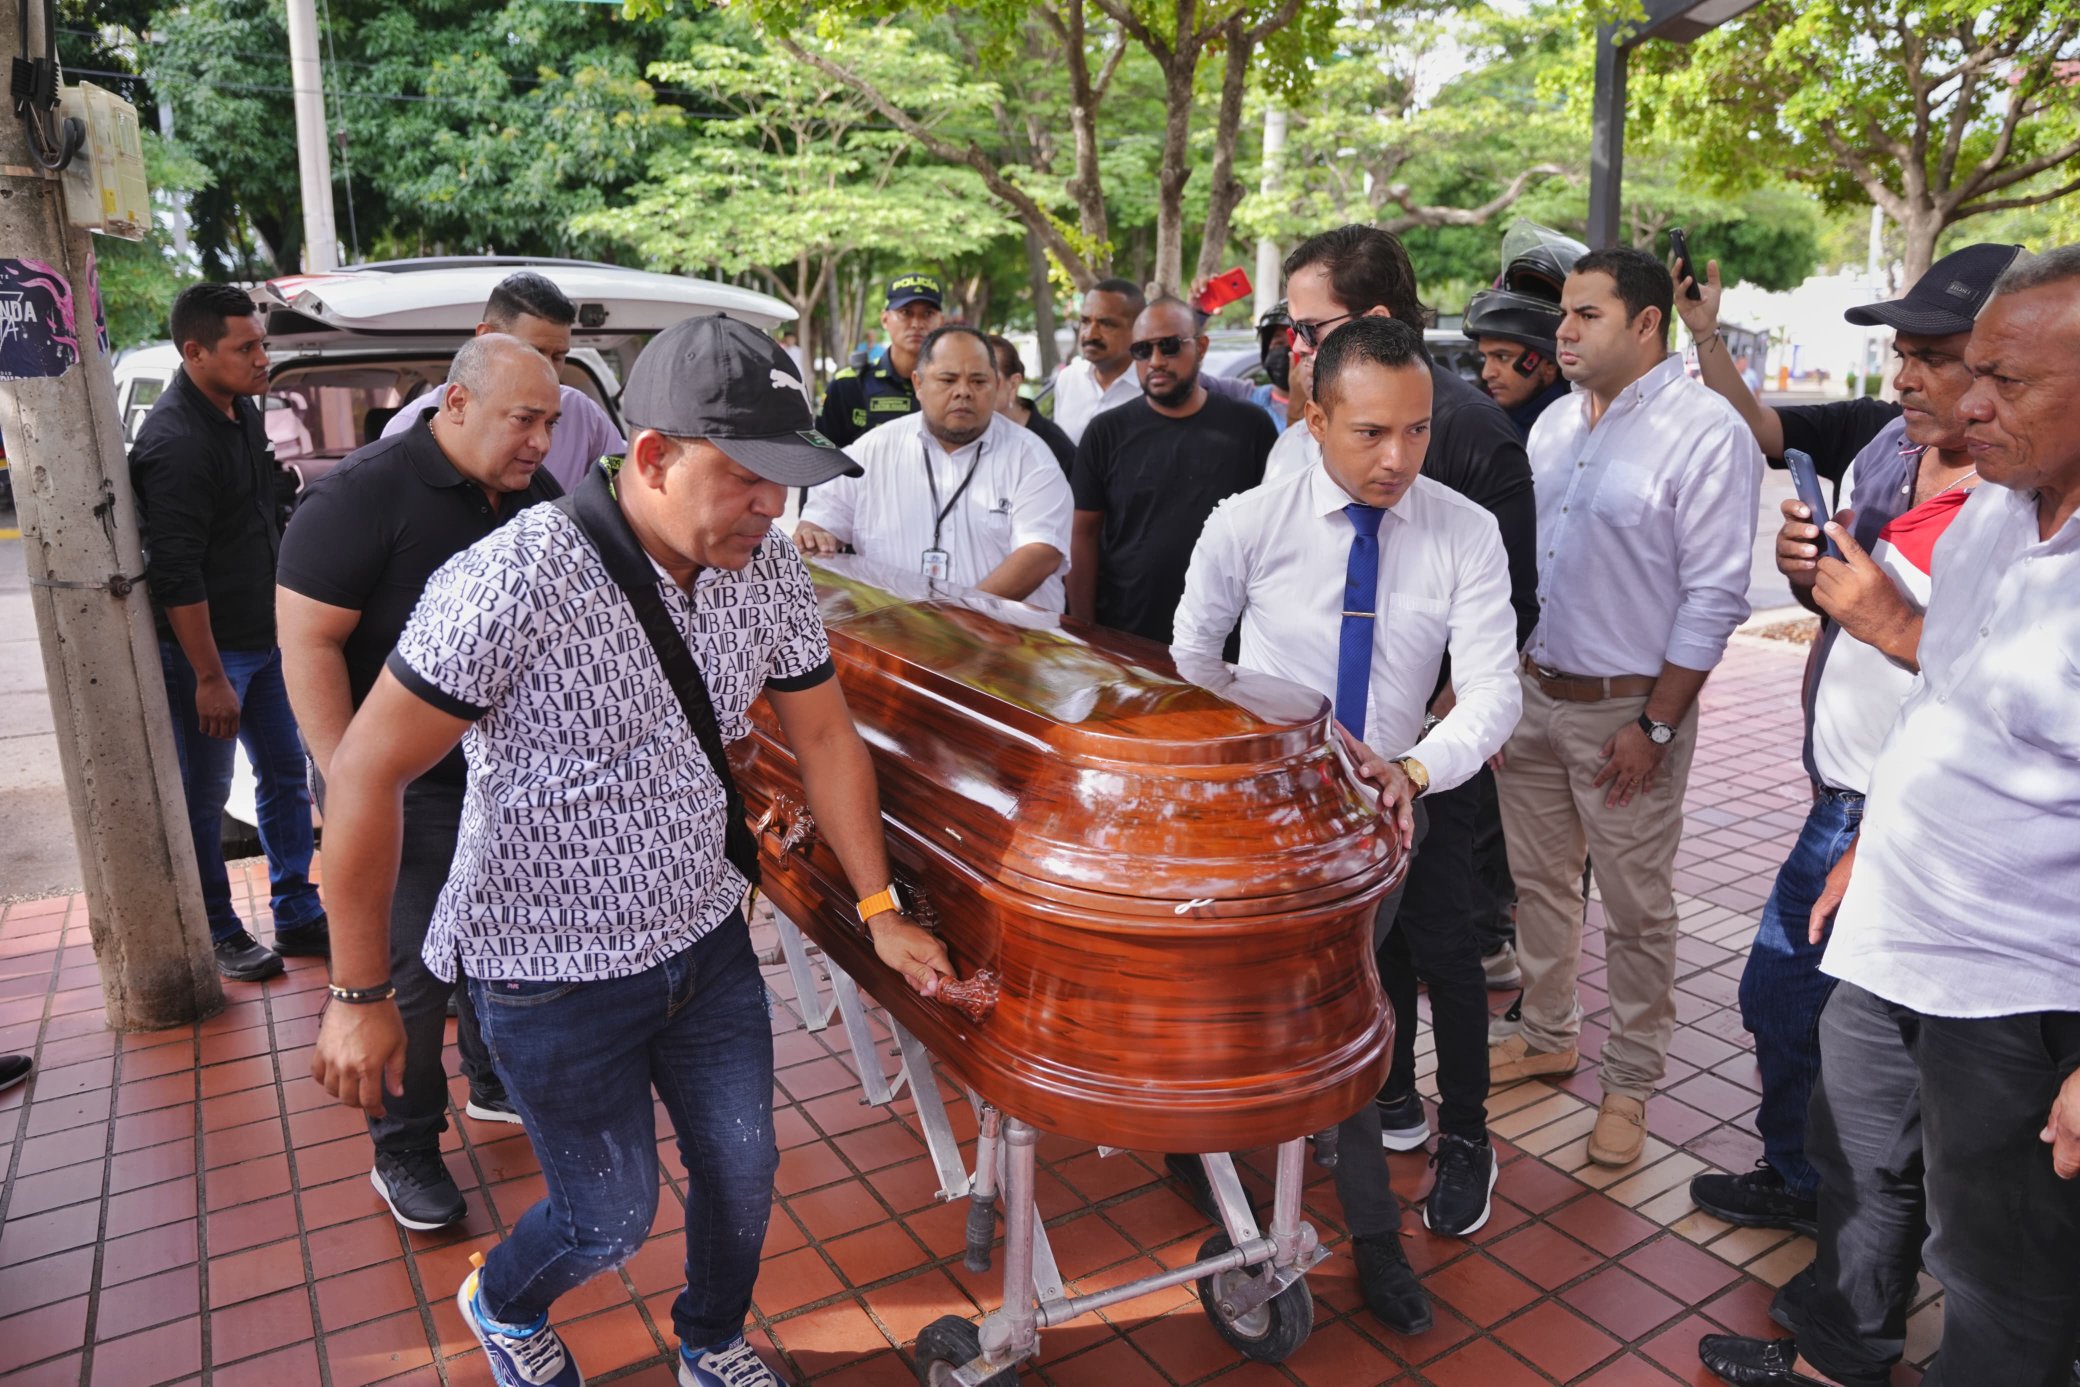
[1336,502,1386,735]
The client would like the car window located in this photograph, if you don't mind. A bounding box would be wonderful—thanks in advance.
[122,374,165,445]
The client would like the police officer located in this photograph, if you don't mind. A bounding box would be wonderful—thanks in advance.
[816,273,946,447]
[1462,221,1585,440]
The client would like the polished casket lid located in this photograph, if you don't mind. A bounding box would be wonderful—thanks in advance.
[798,556,1395,918]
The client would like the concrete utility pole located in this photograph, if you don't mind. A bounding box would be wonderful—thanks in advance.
[0,0,225,1028]
[285,0,340,273]
[1254,105,1287,321]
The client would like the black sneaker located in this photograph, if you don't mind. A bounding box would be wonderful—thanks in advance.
[1376,1091,1431,1152]
[0,1055,31,1094]
[1696,1333,1828,1385]
[371,1148,466,1231]
[464,1087,524,1126]
[271,919,330,957]
[1423,1134,1498,1237]
[213,931,284,982]
[1690,1163,1818,1236]
[1352,1232,1432,1335]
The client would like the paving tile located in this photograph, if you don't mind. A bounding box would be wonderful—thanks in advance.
[1493,1297,1625,1381]
[1486,1221,1607,1291]
[1421,1250,1541,1327]
[322,1307,438,1387]
[209,1284,314,1366]
[1561,1265,1687,1343]
[206,1237,307,1309]
[859,1266,978,1346]
[823,1222,934,1289]
[93,1262,202,1341]
[0,1293,91,1375]
[317,1258,421,1331]
[0,1198,104,1266]
[86,1313,202,1386]
[752,1245,847,1315]
[99,1219,200,1286]
[0,1245,97,1314]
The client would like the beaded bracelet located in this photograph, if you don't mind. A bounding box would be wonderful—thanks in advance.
[328,981,398,1005]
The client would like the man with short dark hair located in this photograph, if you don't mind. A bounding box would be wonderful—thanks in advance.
[1174,315,1520,1327]
[381,272,623,492]
[280,333,566,1230]
[1053,278,1147,444]
[1462,223,1585,439]
[816,273,946,447]
[984,334,1075,472]
[131,283,327,982]
[1066,297,1277,642]
[1493,246,1761,1168]
[797,326,1074,609]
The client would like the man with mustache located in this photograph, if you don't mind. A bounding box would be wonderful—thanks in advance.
[1053,278,1148,445]
[796,326,1074,610]
[1065,297,1279,642]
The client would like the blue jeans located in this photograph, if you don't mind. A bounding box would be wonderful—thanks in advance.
[467,917,778,1350]
[1736,788,1862,1198]
[157,642,323,942]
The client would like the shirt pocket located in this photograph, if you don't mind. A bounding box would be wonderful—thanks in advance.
[1387,592,1449,644]
[1981,619,2080,759]
[1590,462,1657,528]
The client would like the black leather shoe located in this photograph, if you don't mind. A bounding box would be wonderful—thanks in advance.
[0,1054,31,1094]
[1698,1334,1829,1385]
[371,1148,466,1231]
[213,930,284,982]
[1691,1163,1818,1236]
[1352,1232,1432,1335]
[271,919,330,958]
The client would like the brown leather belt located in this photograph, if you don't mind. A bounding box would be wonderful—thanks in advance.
[1521,655,1656,702]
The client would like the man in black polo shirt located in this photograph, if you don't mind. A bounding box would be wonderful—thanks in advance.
[278,334,562,1230]
[985,334,1076,472]
[1067,297,1278,642]
[131,283,327,983]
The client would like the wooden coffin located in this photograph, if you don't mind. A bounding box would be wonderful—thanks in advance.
[733,557,1404,1152]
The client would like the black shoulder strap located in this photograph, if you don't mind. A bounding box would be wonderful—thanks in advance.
[554,484,761,888]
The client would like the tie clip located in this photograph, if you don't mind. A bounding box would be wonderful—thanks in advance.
[1341,609,1376,618]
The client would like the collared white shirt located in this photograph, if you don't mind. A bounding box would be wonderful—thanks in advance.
[1822,483,2080,1018]
[1523,355,1761,677]
[1053,357,1143,445]
[1172,465,1521,795]
[1263,421,1318,486]
[799,411,1074,611]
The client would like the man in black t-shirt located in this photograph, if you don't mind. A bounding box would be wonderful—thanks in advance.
[1067,298,1279,642]
[276,334,564,1233]
[985,334,1077,473]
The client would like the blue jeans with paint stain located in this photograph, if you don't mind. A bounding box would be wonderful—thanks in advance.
[467,914,777,1350]
[1736,787,1863,1199]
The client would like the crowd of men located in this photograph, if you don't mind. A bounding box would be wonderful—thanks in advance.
[22,218,2063,1387]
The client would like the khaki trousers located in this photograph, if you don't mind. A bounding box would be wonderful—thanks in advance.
[1494,669,1697,1102]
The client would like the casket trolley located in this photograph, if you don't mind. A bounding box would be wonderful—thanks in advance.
[734,559,1404,1383]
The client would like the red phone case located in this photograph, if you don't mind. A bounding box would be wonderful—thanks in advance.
[1193,268,1252,313]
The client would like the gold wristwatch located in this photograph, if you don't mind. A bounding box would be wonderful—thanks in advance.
[856,882,907,924]
[1393,756,1431,797]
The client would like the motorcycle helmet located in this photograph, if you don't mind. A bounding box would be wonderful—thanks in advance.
[1258,299,1293,393]
[1462,220,1589,360]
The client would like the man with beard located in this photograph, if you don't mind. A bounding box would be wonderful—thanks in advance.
[796,326,1074,610]
[1066,297,1278,642]
[1053,279,1147,444]
[816,273,946,447]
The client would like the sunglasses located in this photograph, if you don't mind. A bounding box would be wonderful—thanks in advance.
[1128,336,1194,361]
[1290,311,1357,348]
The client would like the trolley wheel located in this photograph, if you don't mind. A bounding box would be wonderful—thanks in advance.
[1194,1233,1314,1363]
[912,1314,1020,1386]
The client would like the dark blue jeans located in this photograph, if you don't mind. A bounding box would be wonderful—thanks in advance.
[157,642,323,943]
[467,917,778,1350]
[1736,788,1862,1198]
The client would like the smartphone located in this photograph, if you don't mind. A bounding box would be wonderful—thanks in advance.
[1668,227,1702,301]
[1785,449,1840,561]
[1192,267,1253,314]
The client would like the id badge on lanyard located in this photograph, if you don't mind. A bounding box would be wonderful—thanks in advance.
[921,438,985,584]
[920,547,951,580]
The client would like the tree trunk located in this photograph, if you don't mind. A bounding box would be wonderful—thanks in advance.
[1052,0,1113,279]
[1899,209,1939,290]
[1151,53,1197,295]
[1191,21,1256,286]
[1026,226,1061,375]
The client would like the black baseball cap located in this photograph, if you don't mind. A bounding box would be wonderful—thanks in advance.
[620,314,862,487]
[885,273,944,311]
[1844,242,2026,336]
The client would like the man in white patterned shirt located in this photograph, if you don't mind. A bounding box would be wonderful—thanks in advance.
[1490,246,1761,1169]
[310,316,953,1387]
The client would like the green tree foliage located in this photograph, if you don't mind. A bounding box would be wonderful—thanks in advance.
[92,134,213,349]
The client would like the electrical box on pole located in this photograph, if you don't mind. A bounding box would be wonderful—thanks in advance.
[57,81,152,241]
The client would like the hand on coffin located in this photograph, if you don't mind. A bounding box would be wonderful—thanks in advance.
[793,520,845,556]
[312,998,407,1117]
[1334,724,1417,852]
[867,910,956,997]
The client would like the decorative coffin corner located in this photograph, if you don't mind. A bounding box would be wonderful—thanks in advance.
[735,555,1403,1152]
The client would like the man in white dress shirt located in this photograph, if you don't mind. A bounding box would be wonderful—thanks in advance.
[795,326,1074,610]
[1174,316,1520,1331]
[1490,246,1761,1169]
[1052,279,1147,444]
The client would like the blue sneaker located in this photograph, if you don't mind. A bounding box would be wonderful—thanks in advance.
[456,1253,585,1386]
[679,1335,783,1386]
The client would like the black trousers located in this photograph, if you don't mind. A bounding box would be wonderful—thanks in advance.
[1464,766,1516,957]
[368,778,501,1156]
[1377,778,1491,1140]
[1333,804,1427,1239]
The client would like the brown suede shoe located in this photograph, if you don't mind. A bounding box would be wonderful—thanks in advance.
[1488,1033,1580,1084]
[1589,1094,1647,1167]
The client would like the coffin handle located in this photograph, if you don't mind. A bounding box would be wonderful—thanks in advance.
[753,796,818,856]
[932,968,999,1022]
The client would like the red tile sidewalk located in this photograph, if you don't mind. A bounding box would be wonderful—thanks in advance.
[0,639,1937,1385]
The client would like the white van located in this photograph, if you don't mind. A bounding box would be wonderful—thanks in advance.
[114,256,795,837]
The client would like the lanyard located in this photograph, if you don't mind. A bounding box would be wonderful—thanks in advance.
[922,437,986,550]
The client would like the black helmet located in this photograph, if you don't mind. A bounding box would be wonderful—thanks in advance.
[1462,220,1589,357]
[1258,299,1293,392]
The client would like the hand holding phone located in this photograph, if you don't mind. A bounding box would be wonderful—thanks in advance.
[1192,267,1253,315]
[1668,228,1703,302]
[1785,449,1840,560]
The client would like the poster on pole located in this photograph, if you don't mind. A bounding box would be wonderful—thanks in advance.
[0,260,83,381]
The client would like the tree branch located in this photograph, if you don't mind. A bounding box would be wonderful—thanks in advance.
[1956,170,2080,219]
[1376,163,1566,232]
[1089,0,1167,62]
[1954,132,2080,204]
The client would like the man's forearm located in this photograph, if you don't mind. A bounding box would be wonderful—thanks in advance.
[1643,662,1711,726]
[976,543,1064,603]
[281,638,356,779]
[163,602,227,682]
[316,755,408,990]
[1067,521,1100,619]
[1692,332,1785,457]
[792,725,893,904]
